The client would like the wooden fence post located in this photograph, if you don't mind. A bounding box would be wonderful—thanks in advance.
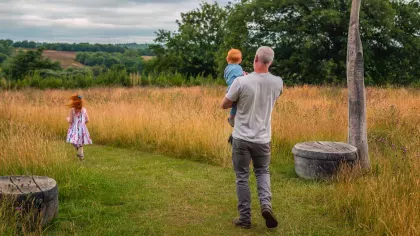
[347,0,370,169]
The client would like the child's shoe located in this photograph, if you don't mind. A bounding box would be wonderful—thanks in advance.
[228,134,233,145]
[77,146,84,160]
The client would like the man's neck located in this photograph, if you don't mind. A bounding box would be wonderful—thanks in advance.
[254,66,269,74]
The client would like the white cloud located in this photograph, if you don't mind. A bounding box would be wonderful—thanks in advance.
[0,0,231,43]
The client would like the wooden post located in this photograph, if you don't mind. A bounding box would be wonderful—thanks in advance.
[347,0,370,169]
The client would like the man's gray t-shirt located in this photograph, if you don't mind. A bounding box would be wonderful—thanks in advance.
[226,72,283,144]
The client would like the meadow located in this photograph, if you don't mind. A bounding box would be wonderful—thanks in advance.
[0,86,419,235]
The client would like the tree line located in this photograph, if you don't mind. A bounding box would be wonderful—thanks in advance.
[75,51,144,73]
[0,39,151,83]
[2,0,419,89]
[0,47,140,89]
[0,42,215,90]
[12,40,155,55]
[0,44,145,89]
[149,0,420,86]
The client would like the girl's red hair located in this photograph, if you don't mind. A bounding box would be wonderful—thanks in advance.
[68,94,83,111]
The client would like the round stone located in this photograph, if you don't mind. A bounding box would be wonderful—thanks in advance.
[292,141,358,179]
[0,176,58,228]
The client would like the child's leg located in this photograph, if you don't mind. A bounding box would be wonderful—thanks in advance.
[228,102,237,127]
[230,102,237,117]
[77,146,84,158]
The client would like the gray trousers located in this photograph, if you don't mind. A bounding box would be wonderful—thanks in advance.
[232,138,272,223]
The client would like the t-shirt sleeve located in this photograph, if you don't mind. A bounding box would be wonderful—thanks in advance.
[226,78,241,102]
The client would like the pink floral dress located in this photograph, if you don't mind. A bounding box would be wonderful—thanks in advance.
[66,108,92,146]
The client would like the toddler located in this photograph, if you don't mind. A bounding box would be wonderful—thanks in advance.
[224,49,246,127]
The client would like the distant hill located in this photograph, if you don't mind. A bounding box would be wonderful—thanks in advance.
[14,48,155,69]
[16,49,84,68]
[42,50,85,68]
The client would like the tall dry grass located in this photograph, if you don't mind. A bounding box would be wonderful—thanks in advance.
[332,87,420,235]
[0,97,89,235]
[0,86,419,235]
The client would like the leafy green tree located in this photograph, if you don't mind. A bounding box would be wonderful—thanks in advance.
[382,0,420,85]
[13,40,37,49]
[0,53,8,64]
[152,2,228,77]
[3,49,61,80]
[0,40,14,65]
[0,39,14,56]
[215,2,253,76]
[149,0,419,86]
[218,0,420,85]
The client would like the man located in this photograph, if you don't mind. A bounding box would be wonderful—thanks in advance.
[221,46,283,229]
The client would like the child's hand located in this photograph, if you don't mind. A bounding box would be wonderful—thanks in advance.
[66,117,70,123]
[243,71,248,76]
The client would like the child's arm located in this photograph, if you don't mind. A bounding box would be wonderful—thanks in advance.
[239,65,247,76]
[68,109,74,124]
[85,110,90,124]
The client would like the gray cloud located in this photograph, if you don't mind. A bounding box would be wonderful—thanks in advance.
[0,0,231,43]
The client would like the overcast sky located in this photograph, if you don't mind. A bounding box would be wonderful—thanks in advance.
[0,0,232,44]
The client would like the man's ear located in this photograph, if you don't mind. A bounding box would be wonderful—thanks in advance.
[254,55,259,63]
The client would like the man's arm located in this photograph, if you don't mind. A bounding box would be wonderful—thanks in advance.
[220,79,241,109]
[221,97,234,109]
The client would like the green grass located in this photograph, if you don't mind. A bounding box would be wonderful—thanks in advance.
[43,145,354,235]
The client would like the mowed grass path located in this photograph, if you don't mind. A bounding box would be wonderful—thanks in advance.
[47,145,354,236]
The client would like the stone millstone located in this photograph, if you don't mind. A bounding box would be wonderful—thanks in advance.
[292,141,358,179]
[0,176,58,228]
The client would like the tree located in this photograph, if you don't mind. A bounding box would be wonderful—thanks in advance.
[3,49,61,80]
[0,53,8,64]
[0,40,14,65]
[13,40,36,49]
[216,2,253,76]
[0,39,14,56]
[152,2,228,77]
[75,51,144,73]
[217,0,420,86]
[347,0,370,169]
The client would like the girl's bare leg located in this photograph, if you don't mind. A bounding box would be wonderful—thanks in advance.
[78,146,84,160]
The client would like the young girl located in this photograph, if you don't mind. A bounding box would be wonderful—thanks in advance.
[66,94,92,160]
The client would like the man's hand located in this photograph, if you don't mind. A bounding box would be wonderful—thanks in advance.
[221,96,234,109]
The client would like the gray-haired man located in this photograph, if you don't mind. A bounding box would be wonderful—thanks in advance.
[221,46,283,229]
